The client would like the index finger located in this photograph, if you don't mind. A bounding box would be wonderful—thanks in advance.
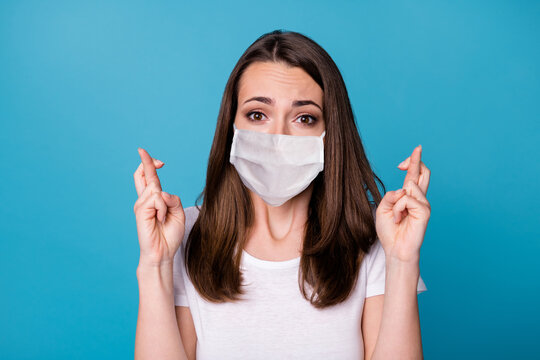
[138,147,162,191]
[403,145,422,186]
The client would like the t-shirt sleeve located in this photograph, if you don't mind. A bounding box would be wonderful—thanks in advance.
[365,237,428,298]
[172,242,189,307]
[172,206,199,307]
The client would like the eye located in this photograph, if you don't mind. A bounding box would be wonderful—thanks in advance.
[295,114,318,126]
[246,111,266,122]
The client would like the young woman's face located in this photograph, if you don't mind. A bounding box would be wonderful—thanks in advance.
[234,61,325,137]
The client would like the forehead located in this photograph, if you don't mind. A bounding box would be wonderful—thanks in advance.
[237,61,323,103]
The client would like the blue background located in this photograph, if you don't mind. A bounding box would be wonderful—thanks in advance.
[1,0,538,358]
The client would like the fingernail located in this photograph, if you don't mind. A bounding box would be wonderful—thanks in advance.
[398,160,405,167]
[157,160,164,165]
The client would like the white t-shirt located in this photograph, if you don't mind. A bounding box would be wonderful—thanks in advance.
[173,206,427,359]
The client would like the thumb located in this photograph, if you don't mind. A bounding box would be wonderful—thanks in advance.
[378,189,406,212]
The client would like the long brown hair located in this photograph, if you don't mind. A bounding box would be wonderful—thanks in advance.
[185,29,386,309]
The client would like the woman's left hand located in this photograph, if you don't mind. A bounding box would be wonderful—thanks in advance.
[375,145,431,264]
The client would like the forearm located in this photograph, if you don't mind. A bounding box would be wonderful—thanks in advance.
[135,262,188,360]
[371,258,423,360]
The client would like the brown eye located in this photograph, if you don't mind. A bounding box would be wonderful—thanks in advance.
[246,111,266,122]
[295,114,317,126]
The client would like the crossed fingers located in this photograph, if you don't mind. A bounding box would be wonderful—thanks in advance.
[133,148,164,197]
[398,145,431,196]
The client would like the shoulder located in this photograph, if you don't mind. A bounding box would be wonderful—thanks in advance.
[184,205,201,227]
[179,205,201,249]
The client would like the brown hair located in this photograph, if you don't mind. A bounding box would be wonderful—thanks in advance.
[185,29,386,309]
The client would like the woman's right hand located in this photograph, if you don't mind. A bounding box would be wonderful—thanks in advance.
[133,147,186,267]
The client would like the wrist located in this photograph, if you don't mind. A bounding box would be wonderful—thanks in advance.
[138,255,174,269]
[386,250,421,266]
[386,256,420,273]
[136,262,175,296]
[137,259,174,276]
[385,258,421,294]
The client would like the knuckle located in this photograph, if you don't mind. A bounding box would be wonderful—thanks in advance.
[142,183,152,193]
[153,193,166,206]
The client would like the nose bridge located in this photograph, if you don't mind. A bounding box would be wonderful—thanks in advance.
[268,102,291,135]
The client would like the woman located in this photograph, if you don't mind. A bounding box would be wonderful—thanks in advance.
[134,30,431,360]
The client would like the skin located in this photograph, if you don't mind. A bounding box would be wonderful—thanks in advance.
[133,60,432,360]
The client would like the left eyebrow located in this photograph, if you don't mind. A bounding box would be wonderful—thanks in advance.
[243,96,322,111]
[292,99,322,111]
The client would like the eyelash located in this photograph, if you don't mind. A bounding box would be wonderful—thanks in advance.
[245,111,318,126]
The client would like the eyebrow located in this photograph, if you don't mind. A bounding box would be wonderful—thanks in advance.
[243,96,322,111]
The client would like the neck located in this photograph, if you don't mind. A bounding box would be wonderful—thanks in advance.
[244,183,314,261]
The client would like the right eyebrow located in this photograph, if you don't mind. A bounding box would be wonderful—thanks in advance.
[243,96,274,106]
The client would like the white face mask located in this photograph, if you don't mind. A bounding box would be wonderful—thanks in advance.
[229,123,326,207]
